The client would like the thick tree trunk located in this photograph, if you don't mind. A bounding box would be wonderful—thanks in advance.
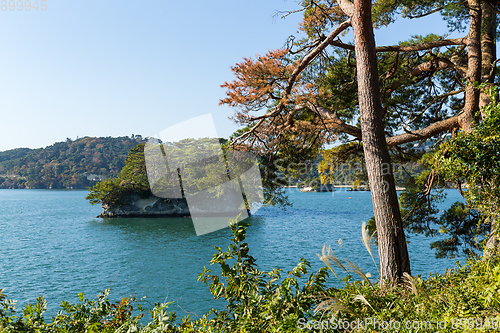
[351,0,410,281]
[479,2,496,110]
[485,218,500,257]
[481,3,500,257]
[460,0,482,132]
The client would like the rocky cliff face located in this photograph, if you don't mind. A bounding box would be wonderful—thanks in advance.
[99,194,190,218]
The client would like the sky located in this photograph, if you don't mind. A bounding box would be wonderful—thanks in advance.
[0,0,465,152]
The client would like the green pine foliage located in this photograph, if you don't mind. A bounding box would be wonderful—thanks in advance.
[86,143,151,207]
[432,86,500,254]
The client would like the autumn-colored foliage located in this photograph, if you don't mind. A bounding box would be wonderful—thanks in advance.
[0,136,144,189]
[220,49,293,112]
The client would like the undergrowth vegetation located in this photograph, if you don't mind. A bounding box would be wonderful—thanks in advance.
[1,221,500,332]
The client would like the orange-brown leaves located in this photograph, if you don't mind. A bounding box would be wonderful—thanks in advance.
[220,49,293,111]
[300,1,348,38]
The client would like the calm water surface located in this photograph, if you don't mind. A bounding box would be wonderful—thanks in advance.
[0,189,464,318]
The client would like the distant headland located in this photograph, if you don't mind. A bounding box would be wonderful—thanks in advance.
[0,135,145,189]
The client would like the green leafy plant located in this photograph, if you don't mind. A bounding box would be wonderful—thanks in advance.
[1,222,500,332]
[198,220,329,332]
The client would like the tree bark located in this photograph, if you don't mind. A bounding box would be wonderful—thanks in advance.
[479,2,497,110]
[480,2,500,257]
[459,0,482,132]
[350,0,410,281]
[485,217,500,257]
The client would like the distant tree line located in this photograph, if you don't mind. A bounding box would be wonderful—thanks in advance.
[0,136,145,189]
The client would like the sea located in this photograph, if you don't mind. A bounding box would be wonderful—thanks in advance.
[0,188,465,319]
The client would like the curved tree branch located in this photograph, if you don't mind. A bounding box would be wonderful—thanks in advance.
[386,116,460,146]
[329,37,467,53]
[284,19,351,97]
[406,7,444,19]
[307,104,460,148]
[290,102,461,148]
[231,19,352,145]
[306,103,363,139]
[387,57,461,95]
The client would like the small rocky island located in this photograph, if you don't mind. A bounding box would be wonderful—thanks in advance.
[86,144,192,218]
[98,194,190,218]
[88,142,252,219]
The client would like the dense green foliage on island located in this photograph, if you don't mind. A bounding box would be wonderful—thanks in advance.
[0,136,145,189]
[86,143,151,207]
[85,138,259,208]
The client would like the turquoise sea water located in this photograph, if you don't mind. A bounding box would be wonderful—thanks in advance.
[0,188,464,318]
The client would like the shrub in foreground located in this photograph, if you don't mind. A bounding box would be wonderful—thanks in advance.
[1,222,500,332]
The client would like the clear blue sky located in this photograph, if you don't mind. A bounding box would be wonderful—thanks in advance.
[0,0,462,152]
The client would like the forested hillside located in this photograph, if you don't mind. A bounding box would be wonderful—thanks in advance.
[0,136,144,189]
